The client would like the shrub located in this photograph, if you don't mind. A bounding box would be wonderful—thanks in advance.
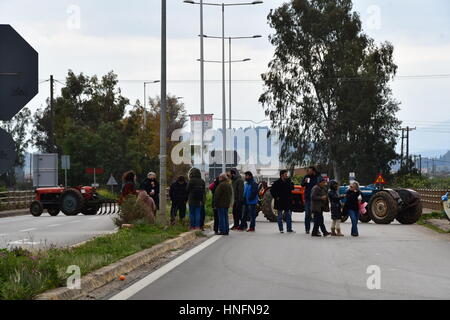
[113,195,154,227]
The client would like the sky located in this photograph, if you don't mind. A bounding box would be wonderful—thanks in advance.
[1,0,449,157]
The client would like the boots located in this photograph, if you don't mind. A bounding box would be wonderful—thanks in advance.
[336,228,344,237]
[331,228,337,236]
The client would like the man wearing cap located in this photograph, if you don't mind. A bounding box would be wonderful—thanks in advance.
[140,172,160,210]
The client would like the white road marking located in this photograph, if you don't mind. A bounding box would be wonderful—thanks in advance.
[48,224,61,228]
[88,217,101,221]
[19,228,36,232]
[110,235,222,300]
[68,220,81,224]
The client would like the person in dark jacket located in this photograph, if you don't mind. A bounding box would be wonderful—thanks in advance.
[119,171,138,205]
[328,180,344,237]
[169,176,188,225]
[301,166,320,234]
[311,177,331,237]
[186,168,206,230]
[140,172,160,210]
[270,170,295,234]
[230,169,245,231]
[209,177,220,235]
[344,181,362,237]
[239,172,259,232]
[214,173,233,236]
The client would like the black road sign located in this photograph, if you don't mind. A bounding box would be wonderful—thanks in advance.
[0,24,38,121]
[0,128,16,174]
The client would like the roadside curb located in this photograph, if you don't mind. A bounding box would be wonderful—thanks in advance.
[35,221,213,300]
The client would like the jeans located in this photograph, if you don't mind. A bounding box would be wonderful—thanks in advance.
[170,203,186,223]
[348,209,359,236]
[278,210,293,232]
[218,208,230,235]
[232,203,243,227]
[189,205,202,228]
[305,200,313,232]
[240,204,257,230]
[312,211,328,235]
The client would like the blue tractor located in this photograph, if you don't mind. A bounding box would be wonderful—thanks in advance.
[339,185,422,225]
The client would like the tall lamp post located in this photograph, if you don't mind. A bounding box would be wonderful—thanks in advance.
[159,0,168,224]
[143,80,160,126]
[183,0,263,173]
[202,35,261,129]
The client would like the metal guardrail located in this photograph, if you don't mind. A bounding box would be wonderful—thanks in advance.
[415,189,449,211]
[0,190,35,211]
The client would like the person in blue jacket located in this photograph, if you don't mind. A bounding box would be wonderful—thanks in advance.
[239,171,259,232]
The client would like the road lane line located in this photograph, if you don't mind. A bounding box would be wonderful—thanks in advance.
[48,224,61,228]
[19,228,36,232]
[110,235,222,300]
[88,217,101,221]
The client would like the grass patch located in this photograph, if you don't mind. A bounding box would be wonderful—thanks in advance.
[417,211,450,234]
[0,223,189,300]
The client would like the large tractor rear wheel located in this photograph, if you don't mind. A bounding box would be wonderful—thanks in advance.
[396,202,422,225]
[30,201,44,217]
[261,190,277,222]
[61,189,85,216]
[368,191,397,225]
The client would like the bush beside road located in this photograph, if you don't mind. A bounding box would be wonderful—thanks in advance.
[0,223,189,300]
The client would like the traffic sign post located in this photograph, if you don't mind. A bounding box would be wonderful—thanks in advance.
[106,174,118,193]
[374,173,387,187]
[61,155,71,187]
[86,168,104,188]
[0,25,39,175]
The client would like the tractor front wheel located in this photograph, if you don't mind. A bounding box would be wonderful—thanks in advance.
[368,191,397,225]
[61,189,85,216]
[30,201,44,217]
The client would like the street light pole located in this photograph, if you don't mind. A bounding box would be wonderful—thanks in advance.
[143,80,160,126]
[229,37,232,130]
[159,0,168,225]
[200,0,206,177]
[221,3,227,174]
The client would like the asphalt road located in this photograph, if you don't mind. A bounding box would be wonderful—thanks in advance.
[114,213,450,300]
[0,213,117,249]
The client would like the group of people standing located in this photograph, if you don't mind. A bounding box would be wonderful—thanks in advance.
[120,166,364,238]
[301,167,363,237]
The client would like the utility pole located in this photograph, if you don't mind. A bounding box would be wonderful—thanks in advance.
[406,126,416,173]
[50,75,55,152]
[419,154,422,175]
[400,128,405,171]
[159,0,168,225]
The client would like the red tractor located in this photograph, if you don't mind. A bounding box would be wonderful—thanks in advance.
[30,186,119,217]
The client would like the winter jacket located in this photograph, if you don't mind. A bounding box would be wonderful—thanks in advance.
[244,178,259,205]
[328,190,342,220]
[169,181,188,206]
[214,179,233,209]
[119,182,137,205]
[140,178,160,206]
[301,174,320,203]
[231,171,245,205]
[311,184,330,213]
[345,189,362,212]
[186,168,206,207]
[270,178,294,211]
[210,179,220,209]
